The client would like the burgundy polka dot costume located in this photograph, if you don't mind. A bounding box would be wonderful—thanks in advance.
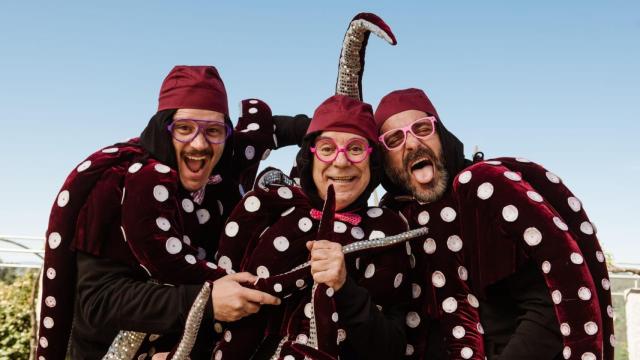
[36,65,279,360]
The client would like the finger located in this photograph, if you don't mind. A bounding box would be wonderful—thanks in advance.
[310,259,333,274]
[310,248,333,261]
[312,269,338,285]
[226,272,258,284]
[242,288,281,305]
[244,301,261,315]
[151,353,169,360]
[306,240,314,251]
[311,240,334,250]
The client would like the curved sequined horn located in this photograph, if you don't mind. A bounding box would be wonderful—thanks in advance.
[335,13,397,100]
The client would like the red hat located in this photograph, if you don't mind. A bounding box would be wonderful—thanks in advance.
[307,95,377,142]
[374,88,439,130]
[157,65,228,116]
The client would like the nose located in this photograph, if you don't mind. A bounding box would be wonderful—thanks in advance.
[403,130,421,151]
[189,130,209,150]
[332,150,351,167]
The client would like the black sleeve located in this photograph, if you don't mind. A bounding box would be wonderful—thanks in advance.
[273,114,311,148]
[76,252,214,333]
[333,276,407,360]
[498,265,563,359]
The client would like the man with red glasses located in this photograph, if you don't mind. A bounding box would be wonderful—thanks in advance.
[374,88,614,359]
[36,65,306,359]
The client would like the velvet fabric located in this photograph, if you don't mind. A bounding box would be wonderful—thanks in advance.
[157,65,229,115]
[306,95,378,143]
[211,168,412,359]
[36,99,276,360]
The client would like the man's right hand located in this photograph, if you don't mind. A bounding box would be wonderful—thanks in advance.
[211,272,281,322]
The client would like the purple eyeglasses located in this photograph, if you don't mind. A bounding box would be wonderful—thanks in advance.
[311,137,372,164]
[378,116,437,151]
[167,119,232,144]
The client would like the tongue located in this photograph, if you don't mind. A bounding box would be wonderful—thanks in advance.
[185,159,204,173]
[412,165,434,184]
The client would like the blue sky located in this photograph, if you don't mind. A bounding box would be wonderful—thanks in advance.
[1,1,638,263]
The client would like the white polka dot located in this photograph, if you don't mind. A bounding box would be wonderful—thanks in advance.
[412,283,421,299]
[183,235,191,245]
[48,232,62,249]
[283,356,294,360]
[580,221,594,235]
[546,171,561,183]
[410,254,416,269]
[563,346,571,359]
[406,311,421,328]
[610,334,616,346]
[248,107,258,114]
[485,160,502,166]
[296,334,308,344]
[156,217,171,231]
[405,242,412,255]
[552,290,562,304]
[153,185,169,202]
[261,149,271,160]
[277,187,293,199]
[244,145,256,160]
[452,326,466,339]
[194,208,210,224]
[351,226,364,239]
[46,267,56,280]
[246,122,260,131]
[431,271,446,288]
[244,195,261,212]
[405,344,414,356]
[334,221,347,233]
[423,238,436,254]
[477,323,485,334]
[39,337,48,348]
[128,163,143,173]
[181,199,194,213]
[197,247,206,260]
[369,230,385,239]
[364,263,376,278]
[458,266,468,281]
[224,330,232,342]
[584,321,598,335]
[394,273,404,288]
[477,182,494,200]
[185,254,196,264]
[256,265,270,278]
[367,207,383,218]
[458,170,472,184]
[296,279,306,288]
[553,217,568,231]
[516,157,531,163]
[461,347,473,359]
[45,296,56,308]
[582,352,596,360]
[273,236,290,252]
[218,256,232,270]
[442,297,458,313]
[304,303,313,318]
[502,205,519,222]
[57,190,70,207]
[154,163,171,174]
[165,237,182,254]
[332,312,339,322]
[206,262,217,269]
[568,197,582,212]
[43,317,54,329]
[326,287,335,297]
[77,160,91,172]
[527,191,543,202]
[602,278,611,291]
[467,294,479,308]
[571,252,584,264]
[440,207,457,222]
[248,99,259,105]
[596,251,605,263]
[281,206,295,216]
[578,287,592,300]
[447,235,463,252]
[214,350,222,360]
[504,171,521,181]
[523,227,542,246]
[560,323,571,336]
[542,261,551,274]
[417,211,430,225]
[102,147,118,153]
[298,217,312,232]
[607,305,614,318]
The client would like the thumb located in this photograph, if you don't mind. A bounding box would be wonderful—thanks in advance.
[226,271,257,284]
[306,240,314,251]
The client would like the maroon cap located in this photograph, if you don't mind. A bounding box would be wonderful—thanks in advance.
[307,95,377,142]
[157,66,228,116]
[374,88,439,131]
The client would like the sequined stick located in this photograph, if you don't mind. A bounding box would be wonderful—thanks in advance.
[102,331,146,360]
[171,282,212,360]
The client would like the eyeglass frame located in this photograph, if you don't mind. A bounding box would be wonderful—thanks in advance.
[378,116,438,151]
[167,118,232,144]
[310,137,373,164]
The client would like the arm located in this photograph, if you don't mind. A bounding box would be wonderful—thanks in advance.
[273,114,311,147]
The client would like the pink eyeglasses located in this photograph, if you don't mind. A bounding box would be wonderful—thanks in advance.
[311,137,372,163]
[378,116,437,151]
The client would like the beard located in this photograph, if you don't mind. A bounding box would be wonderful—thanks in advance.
[384,145,449,203]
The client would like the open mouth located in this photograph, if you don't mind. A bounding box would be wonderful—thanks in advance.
[409,158,434,185]
[183,155,209,174]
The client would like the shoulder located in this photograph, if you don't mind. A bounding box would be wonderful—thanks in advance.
[359,206,409,233]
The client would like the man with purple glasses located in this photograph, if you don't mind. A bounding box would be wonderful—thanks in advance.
[374,88,614,359]
[36,65,307,359]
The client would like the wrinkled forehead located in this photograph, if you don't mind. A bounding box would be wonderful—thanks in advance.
[380,109,429,133]
[318,130,368,144]
[173,108,226,122]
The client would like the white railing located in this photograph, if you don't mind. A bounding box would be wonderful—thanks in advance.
[0,234,44,268]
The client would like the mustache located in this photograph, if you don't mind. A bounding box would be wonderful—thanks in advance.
[403,146,439,170]
[182,149,213,158]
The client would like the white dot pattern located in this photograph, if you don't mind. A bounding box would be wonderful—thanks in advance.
[452,326,466,339]
[185,254,196,264]
[523,227,542,246]
[48,232,62,249]
[417,211,430,225]
[568,197,582,212]
[461,347,473,359]
[560,323,571,336]
[406,312,421,328]
[128,163,143,173]
[432,271,446,288]
[552,290,562,304]
[156,217,171,231]
[334,221,347,233]
[367,208,383,218]
[277,187,293,199]
[273,236,290,252]
[458,170,472,184]
[351,226,365,239]
[225,221,239,237]
[447,235,463,252]
[364,263,376,278]
[244,196,261,212]
[154,164,170,174]
[165,237,182,254]
[369,230,385,239]
[43,317,54,329]
[503,171,522,181]
[580,221,594,235]
[77,160,91,172]
[502,205,519,222]
[477,182,494,200]
[298,217,312,232]
[542,261,551,274]
[153,185,169,202]
[458,266,468,281]
[394,273,403,288]
[45,296,56,308]
[440,207,457,222]
[578,287,592,300]
[553,217,569,231]
[442,297,458,313]
[570,252,584,264]
[57,190,70,207]
[527,191,543,202]
[584,322,598,335]
[423,238,437,254]
[218,256,232,270]
[181,199,194,213]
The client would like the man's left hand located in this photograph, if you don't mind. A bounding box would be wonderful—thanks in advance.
[307,240,347,290]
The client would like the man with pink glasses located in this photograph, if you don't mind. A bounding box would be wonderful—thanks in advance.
[375,88,614,359]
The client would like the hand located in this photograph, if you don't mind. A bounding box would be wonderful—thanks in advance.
[307,240,347,291]
[151,353,169,360]
[211,272,281,322]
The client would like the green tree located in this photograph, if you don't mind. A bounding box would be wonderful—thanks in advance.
[0,269,38,360]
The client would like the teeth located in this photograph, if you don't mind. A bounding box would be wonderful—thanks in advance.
[186,156,206,161]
